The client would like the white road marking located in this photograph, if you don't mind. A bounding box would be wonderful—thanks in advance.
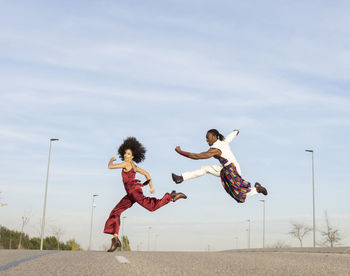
[115,256,130,264]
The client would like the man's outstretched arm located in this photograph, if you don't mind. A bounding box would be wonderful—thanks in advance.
[224,129,239,143]
[175,146,221,160]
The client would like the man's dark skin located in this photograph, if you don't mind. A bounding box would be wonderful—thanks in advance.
[175,132,221,160]
[173,131,267,195]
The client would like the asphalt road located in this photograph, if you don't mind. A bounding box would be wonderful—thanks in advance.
[1,249,349,275]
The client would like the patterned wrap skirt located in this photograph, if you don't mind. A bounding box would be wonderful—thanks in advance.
[220,162,251,203]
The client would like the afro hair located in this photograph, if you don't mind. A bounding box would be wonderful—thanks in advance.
[118,137,146,163]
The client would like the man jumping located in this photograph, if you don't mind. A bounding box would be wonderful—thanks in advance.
[172,129,267,203]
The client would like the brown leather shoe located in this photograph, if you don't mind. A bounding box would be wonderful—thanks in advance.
[172,173,184,184]
[255,182,268,196]
[107,237,121,252]
[170,190,187,202]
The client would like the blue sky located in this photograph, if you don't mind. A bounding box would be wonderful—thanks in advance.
[1,0,349,251]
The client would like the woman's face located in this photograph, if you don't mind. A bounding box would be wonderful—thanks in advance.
[206,132,217,146]
[124,149,134,162]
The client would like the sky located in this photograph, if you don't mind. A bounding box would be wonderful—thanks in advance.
[0,0,350,251]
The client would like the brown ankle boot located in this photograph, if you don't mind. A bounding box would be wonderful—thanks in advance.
[107,237,121,252]
[170,190,187,202]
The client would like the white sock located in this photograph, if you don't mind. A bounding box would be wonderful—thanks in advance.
[246,187,258,197]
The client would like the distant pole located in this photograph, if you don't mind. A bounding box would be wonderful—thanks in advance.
[247,219,251,248]
[148,227,152,251]
[122,216,127,239]
[40,138,59,251]
[260,200,266,248]
[88,194,99,251]
[155,234,159,251]
[305,149,316,247]
[121,216,127,251]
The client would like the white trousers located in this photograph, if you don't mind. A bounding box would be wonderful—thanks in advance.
[182,164,258,197]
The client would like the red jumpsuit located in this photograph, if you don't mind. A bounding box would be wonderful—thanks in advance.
[104,168,172,235]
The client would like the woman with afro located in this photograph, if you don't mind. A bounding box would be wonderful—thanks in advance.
[104,137,187,252]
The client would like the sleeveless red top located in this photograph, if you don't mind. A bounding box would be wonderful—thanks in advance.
[122,168,149,194]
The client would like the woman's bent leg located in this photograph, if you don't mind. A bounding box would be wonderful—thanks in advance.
[104,195,134,235]
[131,189,172,212]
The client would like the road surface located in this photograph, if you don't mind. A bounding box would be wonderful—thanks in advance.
[1,249,349,275]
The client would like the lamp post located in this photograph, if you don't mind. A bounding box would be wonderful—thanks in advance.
[260,200,266,248]
[234,236,238,249]
[305,149,316,247]
[155,234,159,251]
[40,138,59,251]
[88,194,99,251]
[148,227,152,251]
[121,216,127,251]
[121,216,127,239]
[247,219,251,248]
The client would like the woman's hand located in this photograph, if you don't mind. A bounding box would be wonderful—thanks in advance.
[110,157,116,162]
[150,187,155,194]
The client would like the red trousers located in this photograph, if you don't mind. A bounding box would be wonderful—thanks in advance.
[104,188,172,235]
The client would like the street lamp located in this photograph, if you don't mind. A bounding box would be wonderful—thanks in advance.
[260,200,266,248]
[88,194,99,251]
[148,227,152,251]
[40,138,59,251]
[305,149,316,247]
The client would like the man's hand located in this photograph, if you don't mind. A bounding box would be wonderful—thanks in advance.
[175,146,181,153]
[234,129,240,135]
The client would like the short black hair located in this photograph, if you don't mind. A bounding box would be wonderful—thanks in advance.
[118,137,146,163]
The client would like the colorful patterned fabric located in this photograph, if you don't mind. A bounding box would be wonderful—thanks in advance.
[216,156,251,203]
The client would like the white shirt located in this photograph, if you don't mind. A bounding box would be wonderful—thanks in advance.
[210,130,242,176]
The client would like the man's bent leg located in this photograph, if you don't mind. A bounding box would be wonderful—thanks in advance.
[182,164,222,181]
[246,187,258,197]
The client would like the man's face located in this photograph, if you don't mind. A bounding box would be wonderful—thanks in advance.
[206,132,217,146]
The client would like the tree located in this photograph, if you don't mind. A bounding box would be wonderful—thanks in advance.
[269,240,290,248]
[0,192,8,207]
[66,239,82,251]
[121,235,131,251]
[288,222,312,247]
[18,215,30,249]
[1,225,81,251]
[320,211,341,247]
[51,226,65,250]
